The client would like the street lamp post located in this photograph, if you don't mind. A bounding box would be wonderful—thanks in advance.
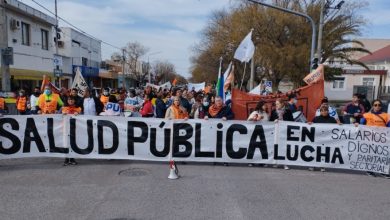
[248,0,317,72]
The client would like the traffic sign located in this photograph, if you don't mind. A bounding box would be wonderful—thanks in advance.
[53,55,63,66]
[54,69,63,77]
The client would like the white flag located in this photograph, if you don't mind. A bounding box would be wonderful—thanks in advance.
[223,62,232,82]
[71,67,89,97]
[234,30,255,63]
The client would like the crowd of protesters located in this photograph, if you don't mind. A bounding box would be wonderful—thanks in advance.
[0,85,389,178]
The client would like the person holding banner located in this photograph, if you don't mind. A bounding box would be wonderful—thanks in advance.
[358,99,390,178]
[62,96,81,166]
[62,96,81,115]
[0,95,7,115]
[124,89,142,117]
[308,104,339,172]
[247,101,269,122]
[16,90,29,115]
[342,93,365,124]
[270,98,294,122]
[139,94,154,118]
[155,91,167,118]
[69,88,83,108]
[100,87,110,109]
[100,95,122,116]
[82,89,103,116]
[37,85,64,114]
[205,96,234,121]
[29,87,41,115]
[315,97,340,124]
[191,95,208,119]
[270,98,293,170]
[165,97,189,120]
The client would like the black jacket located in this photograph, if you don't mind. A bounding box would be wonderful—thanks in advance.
[81,96,104,115]
[270,108,294,121]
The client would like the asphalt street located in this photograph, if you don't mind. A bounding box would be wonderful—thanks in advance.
[0,158,389,220]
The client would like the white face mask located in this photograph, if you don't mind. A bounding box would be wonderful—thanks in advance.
[19,93,24,96]
[293,99,298,104]
[203,102,209,106]
[103,91,109,96]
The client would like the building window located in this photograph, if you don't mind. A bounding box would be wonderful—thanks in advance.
[362,77,374,86]
[41,29,49,50]
[332,77,345,89]
[21,22,30,46]
[82,57,88,66]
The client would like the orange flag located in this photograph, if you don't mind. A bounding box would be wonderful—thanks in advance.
[172,78,177,86]
[40,75,49,91]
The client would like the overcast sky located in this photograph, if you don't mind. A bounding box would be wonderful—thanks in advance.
[21,0,390,78]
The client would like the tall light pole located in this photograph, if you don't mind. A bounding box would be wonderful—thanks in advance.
[317,0,345,64]
[248,0,317,72]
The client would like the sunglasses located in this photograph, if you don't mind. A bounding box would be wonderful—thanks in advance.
[373,104,381,107]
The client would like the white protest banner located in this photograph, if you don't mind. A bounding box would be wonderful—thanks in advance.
[71,67,89,97]
[145,83,161,91]
[159,81,172,90]
[276,121,390,174]
[1,116,389,174]
[187,82,205,92]
[0,115,65,159]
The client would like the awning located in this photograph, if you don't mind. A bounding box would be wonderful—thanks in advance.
[99,70,118,79]
[9,68,52,80]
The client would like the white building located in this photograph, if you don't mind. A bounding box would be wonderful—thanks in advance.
[1,0,56,92]
[325,39,390,103]
[57,27,102,88]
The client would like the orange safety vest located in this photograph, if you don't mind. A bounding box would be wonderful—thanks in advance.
[363,112,389,127]
[0,97,5,110]
[100,95,109,107]
[16,96,27,112]
[38,94,59,114]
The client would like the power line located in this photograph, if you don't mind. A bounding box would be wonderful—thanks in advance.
[30,0,122,50]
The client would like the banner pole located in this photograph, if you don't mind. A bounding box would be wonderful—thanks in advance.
[240,62,247,91]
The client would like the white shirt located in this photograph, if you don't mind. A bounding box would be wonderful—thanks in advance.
[83,97,96,115]
[30,95,39,110]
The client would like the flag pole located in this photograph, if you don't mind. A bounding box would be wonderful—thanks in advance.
[240,62,247,90]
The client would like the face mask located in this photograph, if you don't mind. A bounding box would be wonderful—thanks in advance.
[203,102,209,106]
[293,99,298,104]
[19,93,24,96]
[103,92,109,96]
[34,92,40,96]
[44,89,51,95]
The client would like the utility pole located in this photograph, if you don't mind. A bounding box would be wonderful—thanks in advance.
[122,48,126,89]
[316,0,325,64]
[0,1,10,91]
[54,0,60,88]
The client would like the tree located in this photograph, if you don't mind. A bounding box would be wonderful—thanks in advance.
[153,61,177,84]
[152,60,188,85]
[123,41,150,83]
[190,0,369,90]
